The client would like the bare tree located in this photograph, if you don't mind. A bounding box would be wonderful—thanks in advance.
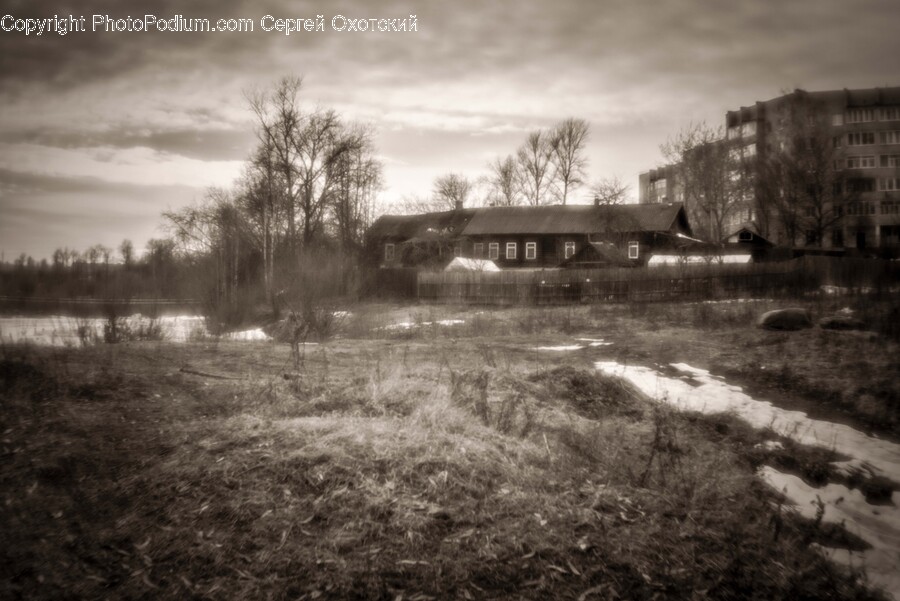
[485,155,521,206]
[432,172,472,210]
[762,108,852,247]
[330,124,383,252]
[549,118,590,205]
[591,176,630,206]
[119,239,134,267]
[661,122,744,241]
[517,130,555,206]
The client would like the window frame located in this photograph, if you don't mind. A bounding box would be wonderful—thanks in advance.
[473,242,484,259]
[525,241,537,260]
[564,241,576,259]
[505,242,517,260]
[488,242,499,260]
[384,243,395,262]
[628,241,639,260]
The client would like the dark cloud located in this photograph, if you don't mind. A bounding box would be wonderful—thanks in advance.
[1,127,255,161]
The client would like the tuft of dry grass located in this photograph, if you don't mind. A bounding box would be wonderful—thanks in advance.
[0,329,889,600]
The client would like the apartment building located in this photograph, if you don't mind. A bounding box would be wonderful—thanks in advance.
[641,87,900,252]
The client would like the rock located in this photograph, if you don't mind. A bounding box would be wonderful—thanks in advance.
[756,308,812,331]
[819,315,866,331]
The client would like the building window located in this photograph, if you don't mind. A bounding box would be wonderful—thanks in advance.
[474,243,484,258]
[881,178,900,192]
[847,178,875,193]
[847,155,876,169]
[881,155,900,167]
[505,242,517,260]
[847,132,876,146]
[525,242,537,260]
[453,245,462,258]
[741,122,757,137]
[881,131,900,145]
[564,241,576,259]
[488,242,499,260]
[628,241,639,260]
[881,107,899,121]
[846,108,875,123]
[384,243,395,262]
[832,114,844,126]
[739,230,753,242]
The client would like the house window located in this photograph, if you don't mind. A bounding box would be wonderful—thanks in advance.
[628,241,639,260]
[488,242,499,260]
[882,155,900,167]
[564,241,576,259]
[739,230,753,242]
[505,242,517,260]
[525,242,537,260]
[832,229,844,247]
[847,132,875,146]
[883,107,900,121]
[453,245,462,258]
[847,156,876,169]
[474,243,484,258]
[880,131,900,145]
[385,243,395,262]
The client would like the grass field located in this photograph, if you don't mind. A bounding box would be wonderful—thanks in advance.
[1,298,896,600]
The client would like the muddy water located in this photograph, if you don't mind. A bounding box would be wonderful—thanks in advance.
[596,361,900,599]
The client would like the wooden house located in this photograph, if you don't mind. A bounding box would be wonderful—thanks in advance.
[367,202,694,268]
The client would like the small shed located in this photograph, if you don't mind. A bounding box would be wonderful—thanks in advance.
[444,257,501,272]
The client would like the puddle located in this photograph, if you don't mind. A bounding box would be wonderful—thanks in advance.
[596,360,900,599]
[0,315,271,346]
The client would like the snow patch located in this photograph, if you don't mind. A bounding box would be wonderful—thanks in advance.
[533,345,584,351]
[595,359,900,599]
[760,467,900,599]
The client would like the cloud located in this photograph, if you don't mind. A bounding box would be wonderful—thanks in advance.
[1,0,899,258]
[0,143,243,188]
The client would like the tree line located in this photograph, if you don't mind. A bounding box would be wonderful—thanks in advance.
[404,118,631,212]
[0,238,183,301]
[163,76,383,320]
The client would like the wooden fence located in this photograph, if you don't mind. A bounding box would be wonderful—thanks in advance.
[416,256,899,305]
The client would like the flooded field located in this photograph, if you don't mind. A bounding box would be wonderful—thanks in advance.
[0,315,269,346]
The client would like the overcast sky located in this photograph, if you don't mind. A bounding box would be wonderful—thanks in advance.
[1,0,899,260]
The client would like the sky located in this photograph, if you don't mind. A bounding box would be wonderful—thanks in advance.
[1,0,899,261]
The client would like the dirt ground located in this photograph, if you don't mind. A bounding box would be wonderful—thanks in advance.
[1,298,895,600]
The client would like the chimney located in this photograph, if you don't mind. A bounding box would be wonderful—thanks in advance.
[454,199,463,211]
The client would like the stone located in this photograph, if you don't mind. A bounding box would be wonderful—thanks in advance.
[756,308,812,331]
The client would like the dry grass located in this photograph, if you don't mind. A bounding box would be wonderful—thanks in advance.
[0,330,887,600]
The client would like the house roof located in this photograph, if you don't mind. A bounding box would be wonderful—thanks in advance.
[368,209,476,241]
[460,203,687,236]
